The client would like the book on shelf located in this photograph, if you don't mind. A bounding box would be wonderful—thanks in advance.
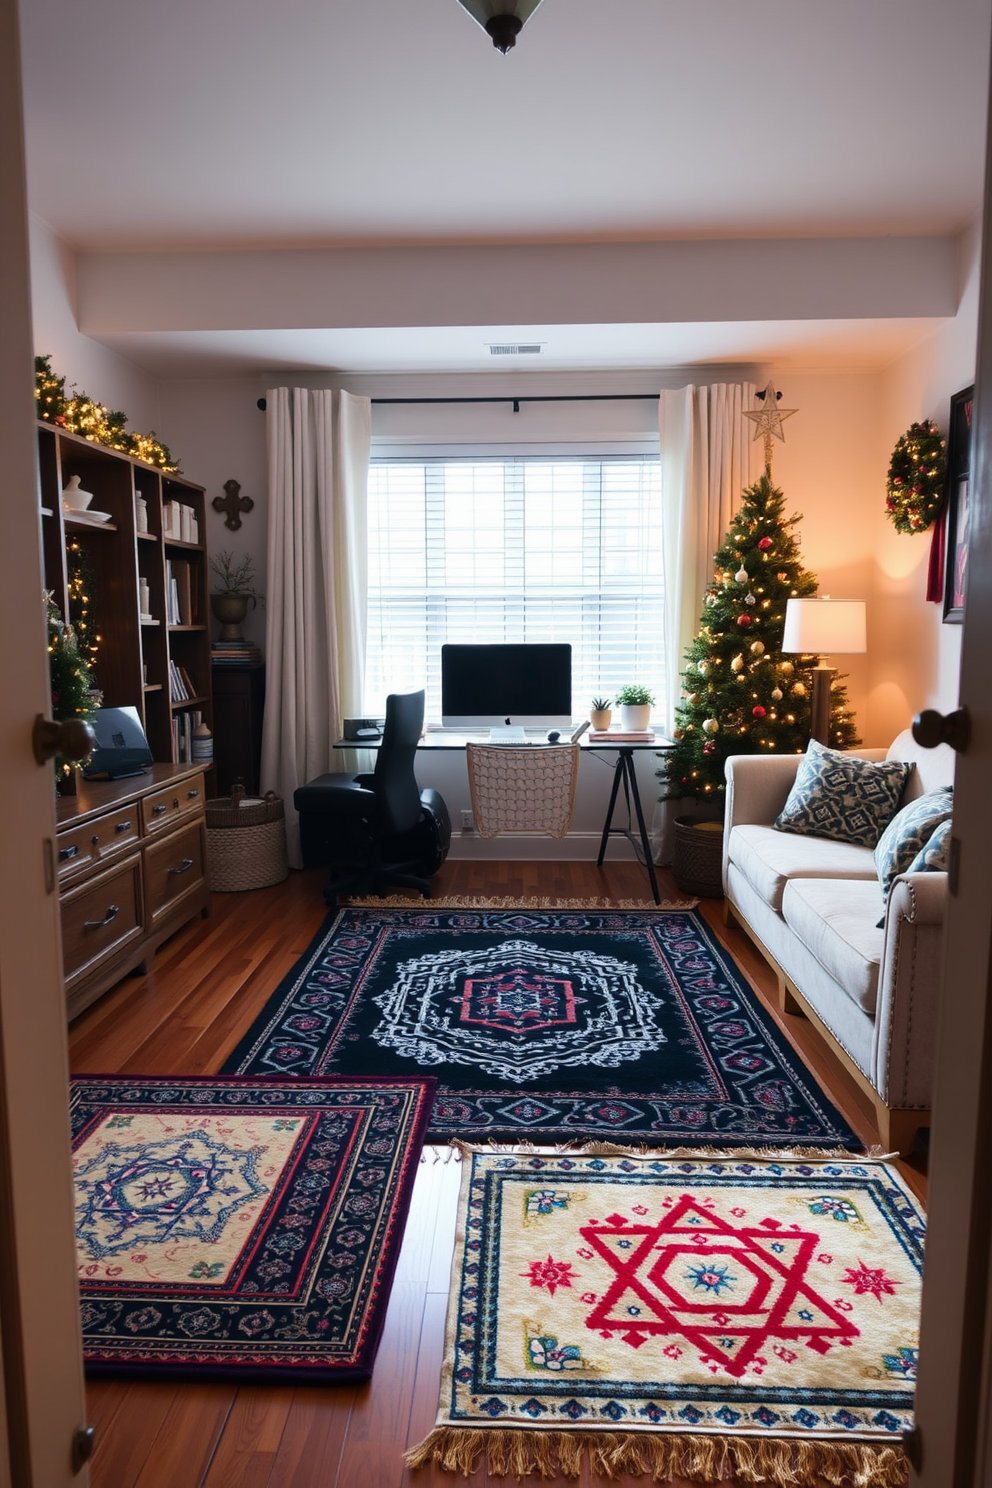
[169,659,188,702]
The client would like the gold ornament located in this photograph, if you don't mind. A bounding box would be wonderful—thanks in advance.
[780,660,794,676]
[702,718,719,734]
[792,682,807,697]
[735,567,748,584]
[771,687,783,701]
[731,654,744,673]
[750,641,765,655]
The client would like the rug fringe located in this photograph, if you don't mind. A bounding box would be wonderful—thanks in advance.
[402,1426,908,1484]
[451,1138,869,1162]
[343,895,698,910]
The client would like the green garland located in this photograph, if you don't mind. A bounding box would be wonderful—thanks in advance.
[35,354,179,472]
[885,419,946,534]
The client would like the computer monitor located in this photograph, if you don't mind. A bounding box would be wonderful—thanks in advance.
[82,704,154,779]
[441,643,572,727]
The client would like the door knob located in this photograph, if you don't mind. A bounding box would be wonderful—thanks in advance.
[912,707,970,753]
[32,714,97,766]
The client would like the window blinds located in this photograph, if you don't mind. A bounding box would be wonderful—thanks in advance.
[365,457,665,722]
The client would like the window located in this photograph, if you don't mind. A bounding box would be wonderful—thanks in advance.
[365,457,664,720]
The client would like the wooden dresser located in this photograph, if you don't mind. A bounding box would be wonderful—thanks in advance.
[56,763,209,1020]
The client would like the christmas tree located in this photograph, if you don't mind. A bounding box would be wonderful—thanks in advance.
[661,466,860,803]
[46,592,97,788]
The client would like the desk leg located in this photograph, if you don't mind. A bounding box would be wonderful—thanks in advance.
[596,749,661,905]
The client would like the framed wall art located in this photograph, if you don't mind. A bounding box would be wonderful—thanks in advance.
[943,383,974,624]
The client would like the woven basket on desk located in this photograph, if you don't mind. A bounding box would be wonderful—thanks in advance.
[672,814,725,898]
[206,790,288,892]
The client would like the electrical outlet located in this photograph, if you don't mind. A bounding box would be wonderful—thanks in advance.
[460,809,474,832]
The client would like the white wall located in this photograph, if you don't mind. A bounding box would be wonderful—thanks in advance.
[871,222,980,741]
[29,213,160,432]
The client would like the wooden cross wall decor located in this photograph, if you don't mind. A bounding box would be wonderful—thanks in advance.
[213,478,254,531]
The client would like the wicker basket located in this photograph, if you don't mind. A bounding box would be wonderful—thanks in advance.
[672,813,725,898]
[206,789,288,892]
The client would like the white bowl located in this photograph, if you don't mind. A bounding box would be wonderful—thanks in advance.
[62,476,93,511]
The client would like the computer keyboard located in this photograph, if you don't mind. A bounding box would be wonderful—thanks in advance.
[487,727,528,744]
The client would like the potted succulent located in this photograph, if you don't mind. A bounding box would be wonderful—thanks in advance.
[590,696,612,730]
[614,684,654,732]
[210,551,258,642]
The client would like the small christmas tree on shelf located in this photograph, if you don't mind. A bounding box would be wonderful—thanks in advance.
[46,592,97,792]
[661,407,860,804]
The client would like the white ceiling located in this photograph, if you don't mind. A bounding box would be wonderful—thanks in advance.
[18,0,992,378]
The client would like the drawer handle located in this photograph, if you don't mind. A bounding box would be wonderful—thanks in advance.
[84,905,119,931]
[59,844,79,862]
[173,798,180,809]
[152,804,168,815]
[187,788,200,799]
[167,858,195,876]
[115,820,133,833]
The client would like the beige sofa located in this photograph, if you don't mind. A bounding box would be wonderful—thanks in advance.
[721,728,954,1153]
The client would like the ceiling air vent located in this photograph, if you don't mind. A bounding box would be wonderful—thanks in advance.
[487,342,544,356]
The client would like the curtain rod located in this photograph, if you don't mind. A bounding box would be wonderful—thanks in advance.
[256,393,661,414]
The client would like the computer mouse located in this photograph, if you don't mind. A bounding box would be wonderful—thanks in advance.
[546,730,561,743]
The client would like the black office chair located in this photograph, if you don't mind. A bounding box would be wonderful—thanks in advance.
[294,689,451,904]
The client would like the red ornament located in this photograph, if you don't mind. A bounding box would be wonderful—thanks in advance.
[737,614,752,628]
[703,741,716,754]
[758,537,773,550]
[752,705,767,719]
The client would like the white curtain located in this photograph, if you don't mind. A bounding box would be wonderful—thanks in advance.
[261,387,372,867]
[659,382,758,732]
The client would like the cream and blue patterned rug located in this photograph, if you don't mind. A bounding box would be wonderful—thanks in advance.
[72,1073,434,1380]
[406,1146,922,1485]
[223,905,858,1148]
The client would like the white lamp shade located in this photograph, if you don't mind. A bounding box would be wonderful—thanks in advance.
[782,598,867,656]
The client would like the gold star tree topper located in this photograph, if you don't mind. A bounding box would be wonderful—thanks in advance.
[744,381,797,468]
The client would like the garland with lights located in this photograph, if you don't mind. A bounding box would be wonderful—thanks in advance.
[660,468,860,803]
[885,419,946,535]
[35,354,179,471]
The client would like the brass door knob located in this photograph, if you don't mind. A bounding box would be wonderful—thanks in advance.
[32,714,97,766]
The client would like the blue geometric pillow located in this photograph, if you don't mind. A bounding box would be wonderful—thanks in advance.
[874,786,954,908]
[904,817,952,876]
[774,740,912,849]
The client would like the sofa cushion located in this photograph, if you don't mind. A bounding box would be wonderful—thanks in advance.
[774,740,912,848]
[781,877,885,1016]
[874,786,954,908]
[728,824,877,914]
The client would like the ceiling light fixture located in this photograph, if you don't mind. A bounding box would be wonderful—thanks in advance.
[455,0,545,53]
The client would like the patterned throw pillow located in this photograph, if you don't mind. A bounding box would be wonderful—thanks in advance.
[874,786,954,908]
[876,815,952,927]
[774,740,912,849]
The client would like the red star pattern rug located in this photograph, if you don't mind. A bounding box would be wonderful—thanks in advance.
[406,1146,923,1486]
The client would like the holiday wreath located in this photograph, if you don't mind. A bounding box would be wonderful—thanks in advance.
[885,419,946,534]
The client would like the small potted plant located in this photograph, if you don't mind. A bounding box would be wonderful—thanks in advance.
[210,551,258,642]
[590,696,612,730]
[614,684,654,732]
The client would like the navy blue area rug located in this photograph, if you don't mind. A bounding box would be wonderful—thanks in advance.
[73,1073,434,1381]
[223,906,858,1149]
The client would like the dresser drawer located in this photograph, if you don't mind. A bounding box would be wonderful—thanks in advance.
[141,773,206,835]
[57,805,141,884]
[145,819,206,929]
[62,855,144,986]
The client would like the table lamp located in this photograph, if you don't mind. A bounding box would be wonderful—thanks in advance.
[782,597,867,746]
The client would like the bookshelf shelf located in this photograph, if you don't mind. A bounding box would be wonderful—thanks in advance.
[38,421,212,772]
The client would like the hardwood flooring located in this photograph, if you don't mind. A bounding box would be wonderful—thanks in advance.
[69,861,923,1487]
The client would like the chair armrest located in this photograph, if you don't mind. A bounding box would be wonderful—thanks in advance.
[871,871,947,1107]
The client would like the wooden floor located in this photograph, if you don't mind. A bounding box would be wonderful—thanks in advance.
[69,861,925,1488]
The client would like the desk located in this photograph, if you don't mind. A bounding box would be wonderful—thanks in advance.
[334,731,673,904]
